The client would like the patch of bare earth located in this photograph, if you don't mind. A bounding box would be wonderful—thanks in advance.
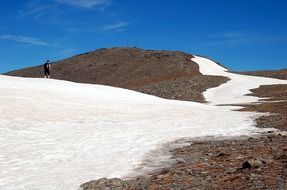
[134,75,228,102]
[240,84,287,131]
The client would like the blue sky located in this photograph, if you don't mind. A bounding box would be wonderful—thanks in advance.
[0,0,286,73]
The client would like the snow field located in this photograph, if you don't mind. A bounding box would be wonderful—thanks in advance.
[0,56,287,190]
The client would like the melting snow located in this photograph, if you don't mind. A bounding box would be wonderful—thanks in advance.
[0,56,286,190]
[192,56,287,105]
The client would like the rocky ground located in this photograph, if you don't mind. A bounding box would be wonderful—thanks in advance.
[134,75,228,102]
[81,84,287,190]
[240,69,287,80]
[240,84,287,131]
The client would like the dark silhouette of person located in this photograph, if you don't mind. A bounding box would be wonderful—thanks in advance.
[44,60,51,78]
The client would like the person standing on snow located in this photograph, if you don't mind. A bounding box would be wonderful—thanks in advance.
[44,60,51,78]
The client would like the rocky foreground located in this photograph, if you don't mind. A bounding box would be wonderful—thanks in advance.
[81,84,287,190]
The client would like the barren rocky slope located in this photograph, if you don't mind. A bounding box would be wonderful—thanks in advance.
[240,69,287,80]
[5,48,227,102]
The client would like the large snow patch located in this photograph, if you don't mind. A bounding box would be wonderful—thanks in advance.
[0,56,286,190]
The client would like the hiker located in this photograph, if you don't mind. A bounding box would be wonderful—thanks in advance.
[44,60,51,78]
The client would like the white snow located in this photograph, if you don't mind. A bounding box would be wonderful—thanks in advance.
[0,56,286,190]
[192,56,287,105]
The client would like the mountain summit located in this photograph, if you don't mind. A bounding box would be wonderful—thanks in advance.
[5,47,228,102]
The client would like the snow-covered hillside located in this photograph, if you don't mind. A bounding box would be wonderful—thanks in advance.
[192,56,287,105]
[0,56,286,190]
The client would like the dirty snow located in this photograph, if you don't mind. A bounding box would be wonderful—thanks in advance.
[0,56,286,190]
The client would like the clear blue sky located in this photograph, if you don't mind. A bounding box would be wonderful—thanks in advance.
[0,0,286,73]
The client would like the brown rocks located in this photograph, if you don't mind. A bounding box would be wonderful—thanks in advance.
[80,178,128,190]
[240,84,287,131]
[240,69,287,80]
[242,158,265,169]
[81,134,287,189]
